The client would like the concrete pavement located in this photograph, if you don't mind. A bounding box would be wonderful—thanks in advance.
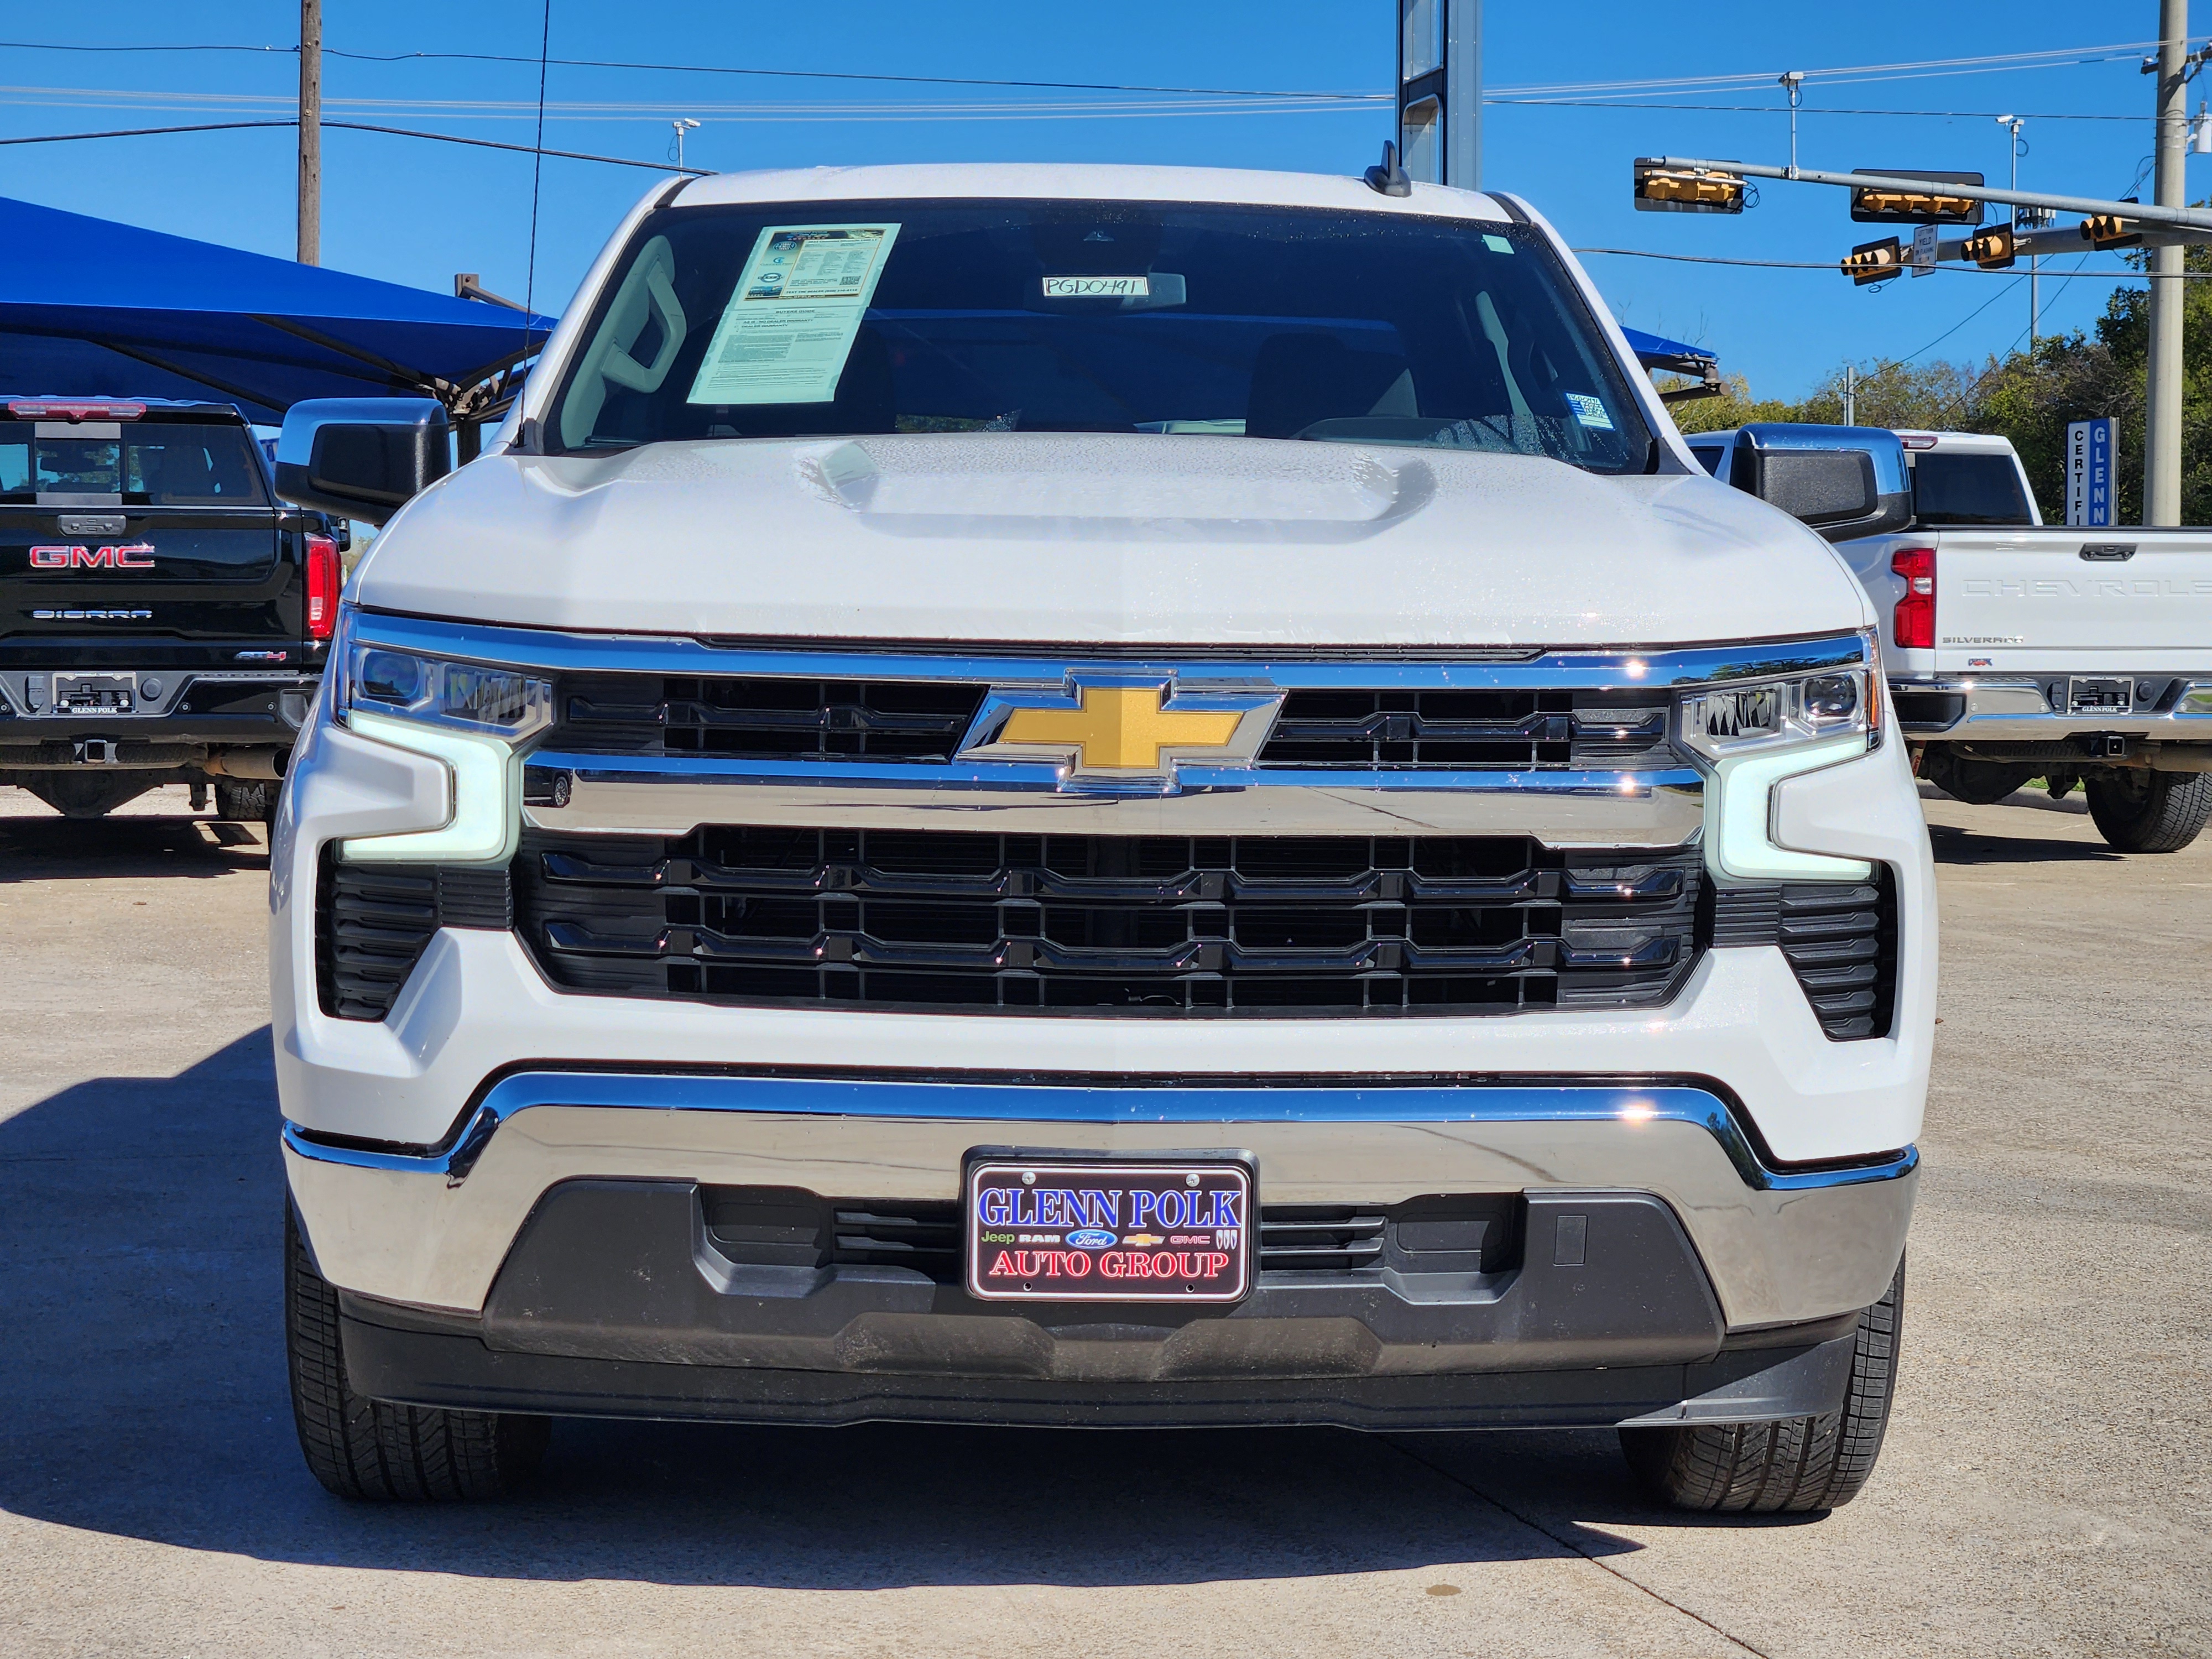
[0,786,2204,1657]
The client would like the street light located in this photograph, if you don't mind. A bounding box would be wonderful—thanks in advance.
[670,117,701,171]
[1996,114,2039,343]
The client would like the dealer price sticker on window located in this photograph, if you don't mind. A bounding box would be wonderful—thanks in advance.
[687,222,900,406]
[964,1157,1253,1303]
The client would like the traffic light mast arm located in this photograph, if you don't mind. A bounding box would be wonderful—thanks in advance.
[1645,155,2212,233]
[1935,223,2212,262]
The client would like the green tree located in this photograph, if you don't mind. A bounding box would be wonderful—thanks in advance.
[1655,374,1798,433]
[1655,251,2212,525]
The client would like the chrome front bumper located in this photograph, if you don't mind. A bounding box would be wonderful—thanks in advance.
[284,1072,1916,1334]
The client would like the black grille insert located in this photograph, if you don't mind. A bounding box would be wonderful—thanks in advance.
[702,1187,1517,1283]
[314,850,513,1021]
[514,828,1703,1016]
[1707,869,1899,1041]
[554,673,987,761]
[545,674,1677,771]
[1257,688,1674,770]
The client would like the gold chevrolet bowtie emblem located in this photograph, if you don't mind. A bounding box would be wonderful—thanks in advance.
[958,675,1284,791]
[997,685,1244,771]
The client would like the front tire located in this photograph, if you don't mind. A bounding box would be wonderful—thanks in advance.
[2085,770,2212,853]
[285,1207,548,1501]
[1620,1255,1903,1514]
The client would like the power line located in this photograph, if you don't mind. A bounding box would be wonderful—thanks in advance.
[1577,245,2212,278]
[1495,40,2163,99]
[1493,98,2147,121]
[0,38,1383,102]
[0,34,2171,102]
[0,115,703,171]
[0,82,1387,121]
[326,119,703,172]
[0,118,293,146]
[1899,274,2028,361]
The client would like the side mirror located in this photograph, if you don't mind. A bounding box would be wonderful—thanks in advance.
[275,398,451,525]
[1732,424,1913,542]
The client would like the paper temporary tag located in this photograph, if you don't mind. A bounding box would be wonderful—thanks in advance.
[1041,275,1151,299]
[1564,392,1615,430]
[687,222,901,406]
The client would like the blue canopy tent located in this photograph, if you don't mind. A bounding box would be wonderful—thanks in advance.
[0,194,558,446]
[1620,326,1723,404]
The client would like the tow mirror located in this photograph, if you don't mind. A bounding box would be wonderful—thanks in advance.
[1731,424,1913,542]
[274,398,450,525]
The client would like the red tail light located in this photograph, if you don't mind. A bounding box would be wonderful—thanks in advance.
[1890,546,1935,649]
[305,533,341,641]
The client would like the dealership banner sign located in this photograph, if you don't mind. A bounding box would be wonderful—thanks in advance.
[2066,418,2115,527]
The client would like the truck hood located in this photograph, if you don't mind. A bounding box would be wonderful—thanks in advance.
[356,434,1872,647]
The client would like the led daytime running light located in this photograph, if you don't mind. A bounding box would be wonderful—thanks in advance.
[345,643,552,737]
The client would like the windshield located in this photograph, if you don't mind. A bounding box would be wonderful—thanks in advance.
[550,199,1652,472]
[1912,451,2034,526]
[0,421,267,507]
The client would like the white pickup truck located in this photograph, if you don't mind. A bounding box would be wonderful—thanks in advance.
[266,162,1932,1516]
[1695,424,2212,851]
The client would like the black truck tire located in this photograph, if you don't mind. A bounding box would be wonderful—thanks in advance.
[2085,770,2212,853]
[17,772,158,818]
[213,779,275,823]
[1619,1255,1903,1514]
[285,1207,549,1501]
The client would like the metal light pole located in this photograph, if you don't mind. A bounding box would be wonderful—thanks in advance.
[1780,71,1803,177]
[298,0,321,265]
[670,117,700,172]
[2143,0,2188,527]
[1996,116,2034,343]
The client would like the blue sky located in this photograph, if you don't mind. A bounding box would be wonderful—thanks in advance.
[0,1,2193,399]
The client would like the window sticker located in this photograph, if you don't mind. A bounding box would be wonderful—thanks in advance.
[1041,275,1151,299]
[1482,233,1514,254]
[1564,392,1615,430]
[687,222,901,406]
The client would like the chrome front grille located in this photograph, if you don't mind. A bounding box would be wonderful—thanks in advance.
[546,672,1678,771]
[511,826,1703,1015]
[1261,688,1673,770]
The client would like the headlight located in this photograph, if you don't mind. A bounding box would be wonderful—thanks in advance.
[344,642,552,737]
[331,613,551,865]
[1678,667,1870,763]
[1677,646,1879,883]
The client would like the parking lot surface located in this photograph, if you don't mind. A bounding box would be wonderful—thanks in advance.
[1,786,2205,1658]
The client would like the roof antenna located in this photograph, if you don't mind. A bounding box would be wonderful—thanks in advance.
[1364,140,1411,197]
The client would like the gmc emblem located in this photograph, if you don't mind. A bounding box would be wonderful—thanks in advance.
[28,544,155,570]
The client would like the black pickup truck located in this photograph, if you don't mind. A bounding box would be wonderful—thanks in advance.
[0,397,336,818]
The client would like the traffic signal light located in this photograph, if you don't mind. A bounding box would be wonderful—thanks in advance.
[1961,223,2017,269]
[2081,212,2142,250]
[1632,159,1746,214]
[1849,170,1985,226]
[1842,237,1906,285]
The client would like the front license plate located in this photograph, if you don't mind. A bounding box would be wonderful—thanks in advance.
[964,1156,1253,1303]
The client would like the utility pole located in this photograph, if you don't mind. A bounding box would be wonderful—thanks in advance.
[2143,0,2187,526]
[1843,366,1856,427]
[298,0,321,265]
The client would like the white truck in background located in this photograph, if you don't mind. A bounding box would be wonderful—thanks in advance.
[1695,424,2212,852]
